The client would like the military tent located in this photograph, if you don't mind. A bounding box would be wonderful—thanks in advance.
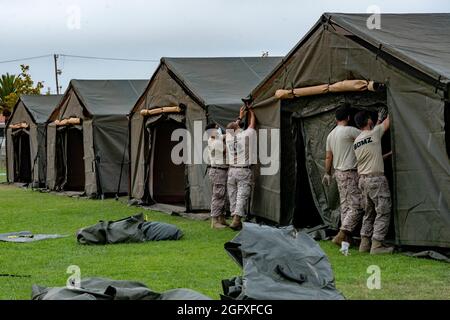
[46,80,147,197]
[129,57,282,211]
[6,95,62,186]
[246,13,450,248]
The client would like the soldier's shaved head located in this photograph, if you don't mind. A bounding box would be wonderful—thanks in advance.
[227,122,239,131]
[335,103,351,121]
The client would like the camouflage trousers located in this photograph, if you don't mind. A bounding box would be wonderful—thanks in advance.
[358,174,392,241]
[335,170,364,233]
[227,167,252,217]
[208,167,228,217]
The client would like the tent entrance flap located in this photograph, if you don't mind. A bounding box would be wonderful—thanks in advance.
[55,126,85,191]
[12,130,32,183]
[282,91,390,231]
[66,127,85,191]
[150,120,186,205]
[293,119,322,228]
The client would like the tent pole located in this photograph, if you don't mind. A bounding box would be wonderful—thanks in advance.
[115,124,129,200]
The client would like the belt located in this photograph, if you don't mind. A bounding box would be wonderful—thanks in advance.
[360,172,384,177]
[230,165,252,169]
[336,169,357,172]
[208,166,229,171]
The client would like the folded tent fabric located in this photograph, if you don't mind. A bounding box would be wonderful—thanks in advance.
[76,213,183,245]
[142,221,184,241]
[222,223,345,300]
[31,277,211,300]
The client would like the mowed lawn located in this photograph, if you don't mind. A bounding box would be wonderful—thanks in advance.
[0,183,449,300]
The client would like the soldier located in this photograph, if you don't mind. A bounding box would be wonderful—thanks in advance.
[225,106,257,231]
[205,123,229,229]
[353,109,394,254]
[323,105,363,246]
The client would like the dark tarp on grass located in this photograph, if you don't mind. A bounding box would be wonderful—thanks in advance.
[32,277,211,300]
[222,223,344,300]
[0,231,67,243]
[246,13,450,248]
[129,57,282,211]
[76,213,183,245]
[403,250,450,263]
[46,80,147,197]
[6,95,62,186]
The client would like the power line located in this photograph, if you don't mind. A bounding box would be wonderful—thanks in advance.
[0,54,53,64]
[0,53,160,64]
[60,54,160,63]
[0,53,160,94]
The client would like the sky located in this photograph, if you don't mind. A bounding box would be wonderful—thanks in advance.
[0,0,449,94]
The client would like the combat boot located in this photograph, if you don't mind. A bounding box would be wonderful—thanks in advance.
[229,215,242,231]
[359,236,371,253]
[370,240,394,255]
[332,230,351,246]
[211,216,227,229]
[218,215,229,226]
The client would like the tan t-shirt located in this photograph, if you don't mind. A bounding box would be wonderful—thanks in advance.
[208,135,227,168]
[226,127,257,167]
[353,124,386,175]
[326,125,361,171]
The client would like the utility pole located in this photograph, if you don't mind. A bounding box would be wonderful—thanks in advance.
[53,54,61,94]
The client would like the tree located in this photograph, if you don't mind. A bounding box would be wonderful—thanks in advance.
[0,73,17,115]
[0,65,44,117]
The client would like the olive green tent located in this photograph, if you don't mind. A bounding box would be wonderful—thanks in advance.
[246,13,450,248]
[46,80,147,197]
[129,57,282,211]
[5,95,62,186]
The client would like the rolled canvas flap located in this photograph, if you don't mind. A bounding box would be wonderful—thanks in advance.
[54,117,81,126]
[275,80,377,99]
[140,106,182,116]
[9,122,29,129]
[275,84,328,99]
[329,79,371,92]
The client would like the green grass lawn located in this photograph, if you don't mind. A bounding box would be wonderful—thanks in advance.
[0,184,449,300]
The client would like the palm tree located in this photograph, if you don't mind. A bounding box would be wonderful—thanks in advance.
[0,73,18,118]
[0,73,17,106]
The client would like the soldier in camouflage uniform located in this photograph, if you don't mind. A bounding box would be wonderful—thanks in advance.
[323,105,363,246]
[205,123,229,229]
[334,170,363,232]
[358,175,391,242]
[354,110,394,254]
[225,106,257,231]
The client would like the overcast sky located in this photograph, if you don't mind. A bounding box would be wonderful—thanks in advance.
[0,0,449,93]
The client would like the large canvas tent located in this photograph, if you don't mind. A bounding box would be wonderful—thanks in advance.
[247,13,450,248]
[6,95,62,186]
[129,57,282,211]
[47,80,147,197]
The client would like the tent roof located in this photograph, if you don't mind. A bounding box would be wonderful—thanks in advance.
[251,13,450,99]
[70,79,148,115]
[327,13,450,81]
[16,95,63,123]
[162,57,282,107]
